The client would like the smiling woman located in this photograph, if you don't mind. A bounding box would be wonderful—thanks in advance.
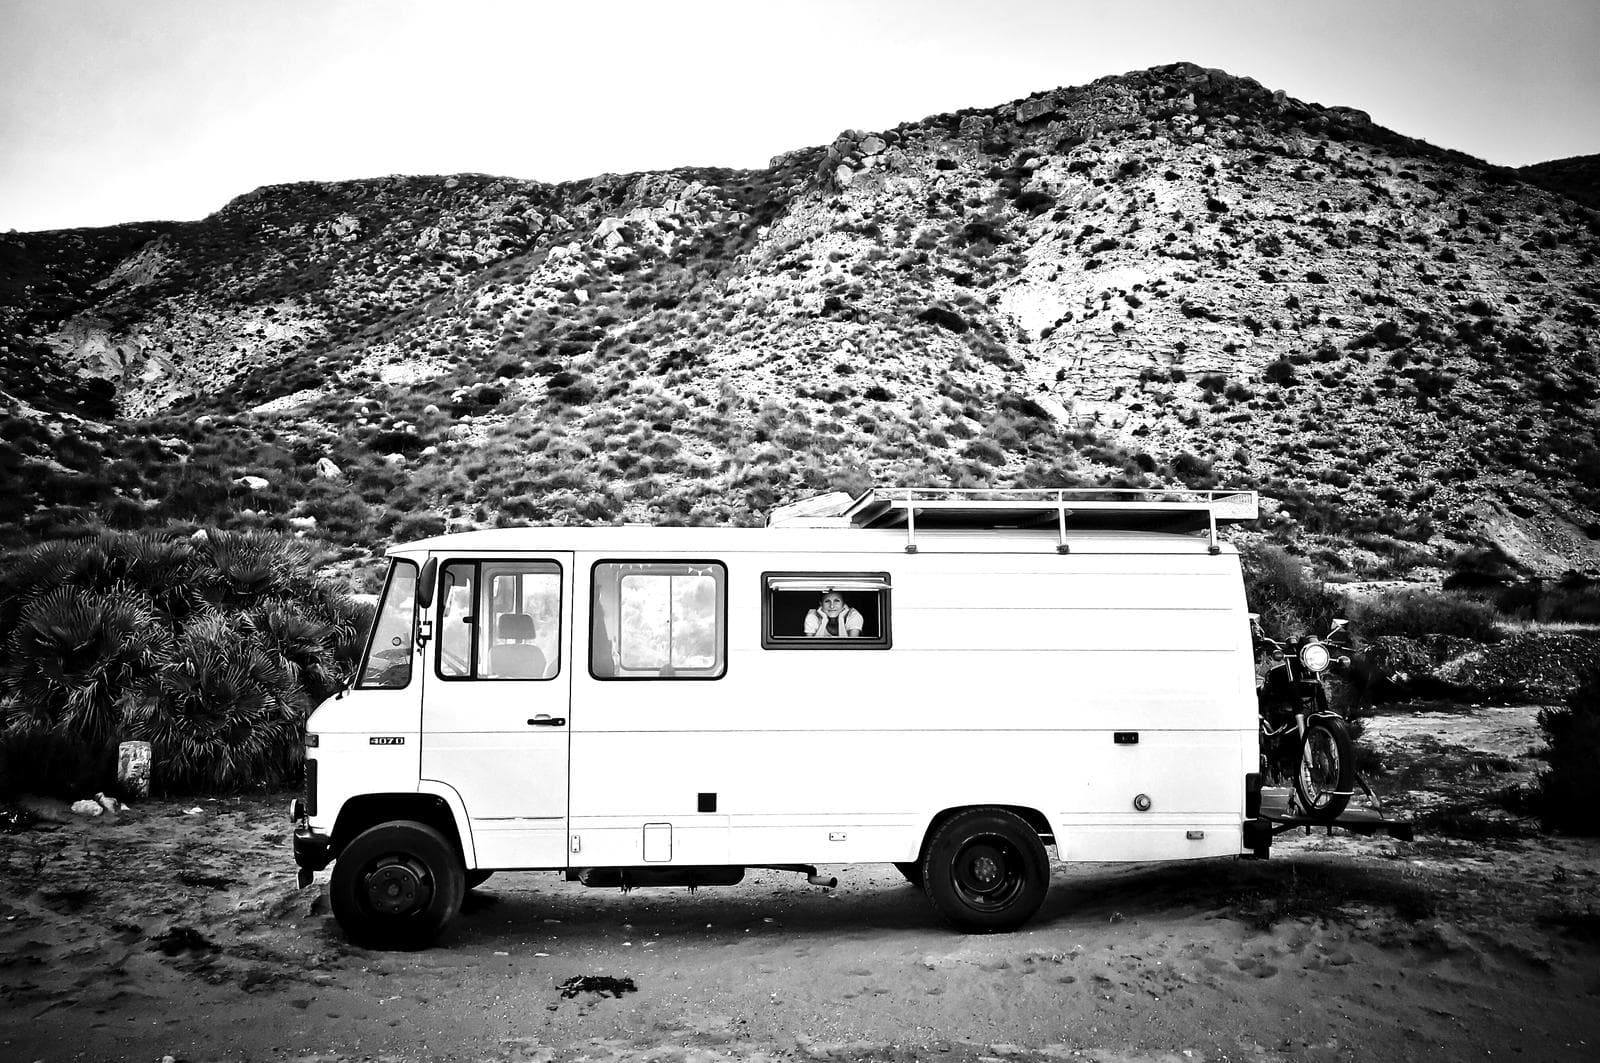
[806,592,864,638]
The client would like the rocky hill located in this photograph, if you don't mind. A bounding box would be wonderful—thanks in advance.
[3,62,1599,582]
[1520,153,1600,211]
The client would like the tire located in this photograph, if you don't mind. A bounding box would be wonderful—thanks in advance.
[920,808,1049,931]
[465,870,495,890]
[329,820,465,949]
[893,862,924,888]
[1294,717,1355,822]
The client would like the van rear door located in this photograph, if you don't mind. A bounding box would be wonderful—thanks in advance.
[422,553,574,869]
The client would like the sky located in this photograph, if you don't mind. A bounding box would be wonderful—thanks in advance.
[2,0,1597,233]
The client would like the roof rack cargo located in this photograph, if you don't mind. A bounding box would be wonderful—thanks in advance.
[835,487,1258,554]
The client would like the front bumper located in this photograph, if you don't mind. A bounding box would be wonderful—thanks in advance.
[290,798,333,887]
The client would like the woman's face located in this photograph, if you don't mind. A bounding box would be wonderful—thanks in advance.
[820,595,845,616]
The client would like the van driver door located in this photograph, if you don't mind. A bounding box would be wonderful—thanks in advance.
[421,553,573,870]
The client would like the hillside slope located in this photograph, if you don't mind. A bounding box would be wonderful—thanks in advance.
[3,62,1598,578]
[1521,153,1600,211]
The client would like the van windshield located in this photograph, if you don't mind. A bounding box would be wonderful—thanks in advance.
[357,560,418,689]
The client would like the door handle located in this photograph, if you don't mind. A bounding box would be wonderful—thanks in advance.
[527,715,567,727]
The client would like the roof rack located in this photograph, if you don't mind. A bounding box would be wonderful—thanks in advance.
[841,487,1259,554]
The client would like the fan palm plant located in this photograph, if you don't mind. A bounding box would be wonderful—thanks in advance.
[1,528,370,794]
[193,530,299,606]
[0,583,167,748]
[126,611,308,792]
[245,600,346,705]
[0,539,87,634]
[0,533,201,633]
[82,532,203,624]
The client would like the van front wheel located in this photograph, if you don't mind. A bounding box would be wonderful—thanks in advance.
[330,820,465,949]
[920,809,1049,931]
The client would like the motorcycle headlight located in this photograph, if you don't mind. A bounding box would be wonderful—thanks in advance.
[1299,641,1331,673]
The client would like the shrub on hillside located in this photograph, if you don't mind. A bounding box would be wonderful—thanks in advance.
[1533,667,1600,835]
[1241,543,1342,639]
[0,530,366,796]
[1351,588,1502,641]
[1492,573,1600,625]
[1262,358,1298,386]
[392,511,448,542]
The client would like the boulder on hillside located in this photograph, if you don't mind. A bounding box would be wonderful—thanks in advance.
[1016,93,1061,123]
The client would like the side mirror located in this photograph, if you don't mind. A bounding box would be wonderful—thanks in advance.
[1329,617,1348,633]
[416,557,438,610]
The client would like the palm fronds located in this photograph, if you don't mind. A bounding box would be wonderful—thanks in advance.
[0,529,368,796]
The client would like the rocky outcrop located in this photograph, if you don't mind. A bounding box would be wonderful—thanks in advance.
[821,129,897,189]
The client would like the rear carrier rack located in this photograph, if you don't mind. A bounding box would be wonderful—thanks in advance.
[1254,773,1416,847]
[772,487,1258,554]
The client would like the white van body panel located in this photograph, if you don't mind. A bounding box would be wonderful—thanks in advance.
[303,686,421,823]
[305,522,1259,874]
[419,551,574,869]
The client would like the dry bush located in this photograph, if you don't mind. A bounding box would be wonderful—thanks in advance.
[1534,667,1600,835]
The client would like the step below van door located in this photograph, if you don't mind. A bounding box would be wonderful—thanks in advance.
[421,552,574,870]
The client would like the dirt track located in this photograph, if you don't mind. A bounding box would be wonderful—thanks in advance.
[3,705,1598,1063]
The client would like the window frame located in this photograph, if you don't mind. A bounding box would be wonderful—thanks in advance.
[588,558,728,681]
[432,557,564,683]
[760,570,893,650]
[355,558,419,690]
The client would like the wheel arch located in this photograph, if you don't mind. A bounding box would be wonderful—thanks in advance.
[917,804,1057,865]
[331,792,470,866]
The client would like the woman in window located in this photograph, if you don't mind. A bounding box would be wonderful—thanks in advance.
[805,592,864,638]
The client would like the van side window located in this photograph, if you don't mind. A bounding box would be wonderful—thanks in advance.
[436,560,561,681]
[590,560,726,680]
[761,572,892,650]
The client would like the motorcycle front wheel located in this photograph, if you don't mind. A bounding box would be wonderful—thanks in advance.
[1294,716,1354,822]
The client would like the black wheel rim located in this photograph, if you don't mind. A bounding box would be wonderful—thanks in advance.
[1299,728,1342,808]
[950,835,1026,913]
[362,854,434,917]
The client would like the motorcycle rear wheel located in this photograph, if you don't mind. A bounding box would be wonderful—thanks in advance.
[1294,717,1354,822]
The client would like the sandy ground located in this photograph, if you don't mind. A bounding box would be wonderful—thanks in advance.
[2,705,1598,1063]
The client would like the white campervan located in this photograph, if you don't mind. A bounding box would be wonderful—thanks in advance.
[291,487,1266,946]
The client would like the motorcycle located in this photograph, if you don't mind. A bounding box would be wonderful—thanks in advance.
[1252,617,1357,822]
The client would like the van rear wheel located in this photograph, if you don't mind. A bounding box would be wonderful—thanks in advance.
[920,808,1049,931]
[330,820,465,949]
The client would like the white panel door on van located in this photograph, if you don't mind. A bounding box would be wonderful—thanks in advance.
[421,554,573,870]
